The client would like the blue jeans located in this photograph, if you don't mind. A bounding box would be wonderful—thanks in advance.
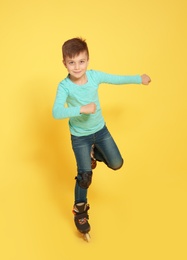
[71,125,123,204]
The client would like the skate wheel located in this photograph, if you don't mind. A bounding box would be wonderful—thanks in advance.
[83,233,91,242]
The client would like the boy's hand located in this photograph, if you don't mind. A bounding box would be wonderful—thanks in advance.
[80,102,96,114]
[141,74,151,85]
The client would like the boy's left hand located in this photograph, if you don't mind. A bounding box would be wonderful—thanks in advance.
[141,74,151,85]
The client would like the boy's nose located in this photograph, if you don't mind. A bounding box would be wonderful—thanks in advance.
[74,63,80,70]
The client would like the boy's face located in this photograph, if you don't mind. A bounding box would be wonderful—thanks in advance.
[63,51,89,83]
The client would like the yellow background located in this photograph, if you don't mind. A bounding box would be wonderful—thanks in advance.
[1,0,187,259]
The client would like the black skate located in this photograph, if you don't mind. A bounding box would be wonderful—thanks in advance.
[73,202,91,242]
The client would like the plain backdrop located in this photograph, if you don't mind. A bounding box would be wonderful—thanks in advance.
[0,0,187,259]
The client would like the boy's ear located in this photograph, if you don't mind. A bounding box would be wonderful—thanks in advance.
[63,60,67,67]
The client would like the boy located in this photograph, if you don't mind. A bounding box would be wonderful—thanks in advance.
[52,37,151,237]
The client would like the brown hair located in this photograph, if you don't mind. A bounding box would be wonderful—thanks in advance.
[62,37,89,60]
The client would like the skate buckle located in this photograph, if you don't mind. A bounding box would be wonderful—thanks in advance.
[78,217,87,225]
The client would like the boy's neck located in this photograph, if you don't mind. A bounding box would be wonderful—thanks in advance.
[69,73,87,85]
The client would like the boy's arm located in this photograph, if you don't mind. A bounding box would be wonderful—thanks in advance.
[93,70,151,85]
[52,84,81,119]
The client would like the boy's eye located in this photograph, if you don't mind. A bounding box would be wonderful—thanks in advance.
[69,61,74,65]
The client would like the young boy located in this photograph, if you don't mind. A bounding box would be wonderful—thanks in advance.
[52,37,151,236]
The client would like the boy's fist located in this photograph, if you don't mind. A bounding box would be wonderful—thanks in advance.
[141,74,151,85]
[80,102,96,114]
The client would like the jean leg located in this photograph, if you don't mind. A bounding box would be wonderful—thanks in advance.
[94,126,124,170]
[71,135,93,204]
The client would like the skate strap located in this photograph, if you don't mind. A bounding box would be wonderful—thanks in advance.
[73,211,89,220]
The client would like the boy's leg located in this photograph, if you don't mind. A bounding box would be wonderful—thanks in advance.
[71,134,93,233]
[71,134,93,203]
[94,125,124,170]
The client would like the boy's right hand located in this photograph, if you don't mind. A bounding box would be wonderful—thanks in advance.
[80,102,96,114]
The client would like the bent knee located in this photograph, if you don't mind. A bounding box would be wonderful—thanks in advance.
[109,159,124,171]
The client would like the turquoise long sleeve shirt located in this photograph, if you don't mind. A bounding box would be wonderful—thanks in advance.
[52,70,142,136]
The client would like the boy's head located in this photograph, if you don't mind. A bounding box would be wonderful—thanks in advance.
[62,37,89,61]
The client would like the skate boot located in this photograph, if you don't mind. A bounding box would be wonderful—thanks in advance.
[73,202,91,241]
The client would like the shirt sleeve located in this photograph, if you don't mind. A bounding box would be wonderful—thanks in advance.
[92,70,142,85]
[52,82,81,119]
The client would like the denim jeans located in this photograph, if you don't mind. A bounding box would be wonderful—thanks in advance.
[71,125,123,204]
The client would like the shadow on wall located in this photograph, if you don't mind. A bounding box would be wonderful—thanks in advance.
[22,78,76,220]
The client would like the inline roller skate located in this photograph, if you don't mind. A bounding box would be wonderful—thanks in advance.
[73,202,91,242]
